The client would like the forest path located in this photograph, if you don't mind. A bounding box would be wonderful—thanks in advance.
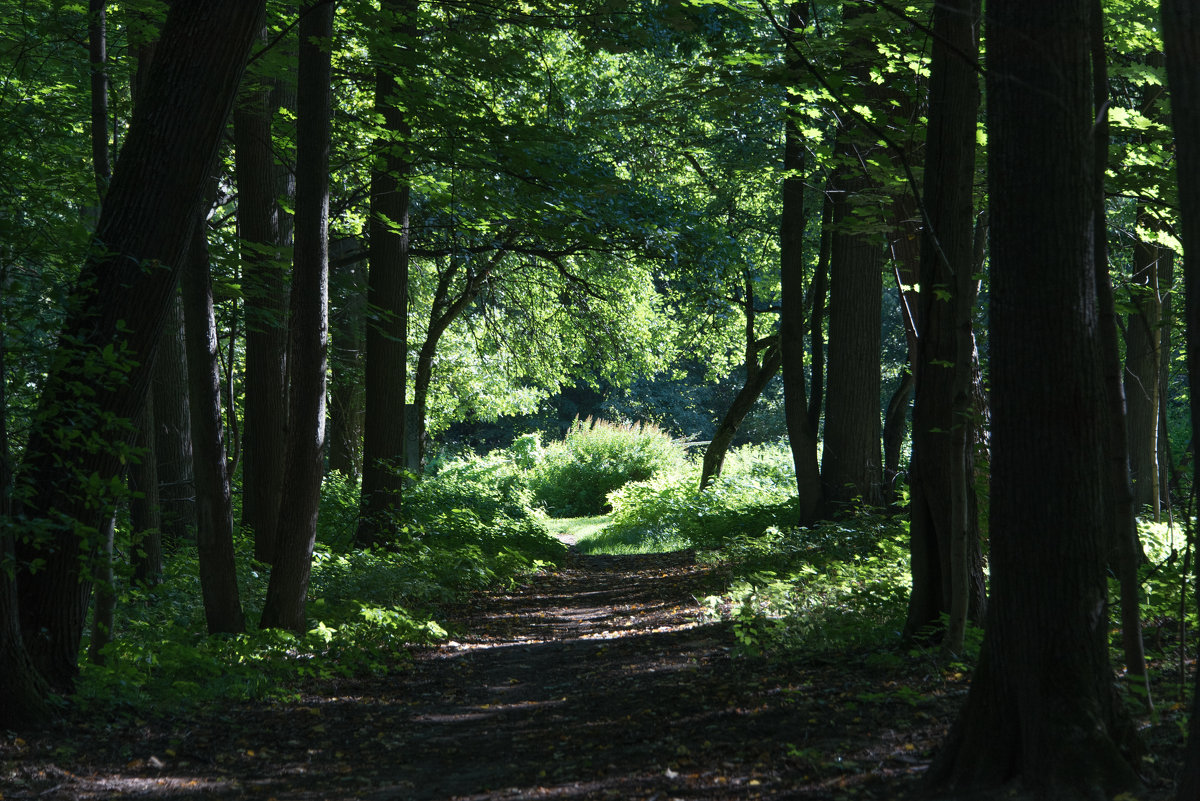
[6,550,961,800]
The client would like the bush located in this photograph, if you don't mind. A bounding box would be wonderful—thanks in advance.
[529,416,686,517]
[600,440,798,550]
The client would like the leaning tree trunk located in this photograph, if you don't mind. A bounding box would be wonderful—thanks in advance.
[925,0,1141,795]
[700,342,782,489]
[181,212,245,635]
[11,0,265,694]
[261,0,333,634]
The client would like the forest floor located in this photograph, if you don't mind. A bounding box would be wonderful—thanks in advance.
[1,546,1187,800]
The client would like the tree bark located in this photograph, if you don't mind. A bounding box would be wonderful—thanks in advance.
[88,0,110,200]
[182,213,245,635]
[11,0,265,693]
[926,0,1141,794]
[357,0,416,546]
[329,238,366,480]
[779,2,822,524]
[1161,1,1200,796]
[153,294,195,547]
[235,22,291,564]
[820,3,884,508]
[903,0,985,646]
[261,0,334,633]
[1088,0,1151,709]
[0,310,53,728]
[701,342,782,489]
[820,149,883,507]
[129,386,162,586]
[881,367,913,506]
[1125,207,1165,519]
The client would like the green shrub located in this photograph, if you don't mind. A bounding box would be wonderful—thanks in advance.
[530,416,686,516]
[600,440,798,550]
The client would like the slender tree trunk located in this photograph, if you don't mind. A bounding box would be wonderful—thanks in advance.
[1089,1,1151,709]
[701,343,782,489]
[182,212,245,635]
[779,3,822,523]
[1125,208,1165,519]
[881,368,913,506]
[1161,1,1200,796]
[129,386,162,586]
[261,0,334,633]
[357,0,416,545]
[154,294,195,547]
[329,239,366,479]
[904,0,985,646]
[86,515,116,665]
[235,23,291,564]
[11,0,265,694]
[926,1,1141,793]
[807,194,831,434]
[88,0,110,200]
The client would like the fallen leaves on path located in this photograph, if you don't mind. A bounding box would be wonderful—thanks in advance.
[0,548,1183,799]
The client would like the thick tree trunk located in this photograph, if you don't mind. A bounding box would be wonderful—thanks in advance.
[701,343,782,489]
[153,294,195,547]
[235,25,291,564]
[11,0,264,693]
[182,214,245,635]
[926,1,1141,794]
[261,0,333,633]
[357,0,416,546]
[820,157,883,507]
[904,0,985,646]
[779,3,822,524]
[1162,1,1200,796]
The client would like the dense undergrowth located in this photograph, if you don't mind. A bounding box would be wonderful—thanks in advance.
[76,415,1198,722]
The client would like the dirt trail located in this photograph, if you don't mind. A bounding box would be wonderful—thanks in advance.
[5,550,963,800]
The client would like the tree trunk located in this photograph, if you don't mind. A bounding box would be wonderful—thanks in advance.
[881,368,913,506]
[779,3,822,524]
[129,386,163,586]
[1161,1,1200,796]
[182,212,245,635]
[0,316,52,728]
[1089,2,1151,709]
[701,342,782,489]
[1125,208,1164,519]
[807,193,830,434]
[357,0,416,546]
[153,293,195,547]
[235,23,291,564]
[86,515,116,665]
[926,1,1141,794]
[11,0,265,694]
[329,238,366,480]
[820,151,883,507]
[904,0,985,646]
[261,0,333,634]
[88,0,110,200]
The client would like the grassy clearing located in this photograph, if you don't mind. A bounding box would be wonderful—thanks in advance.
[542,514,613,543]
